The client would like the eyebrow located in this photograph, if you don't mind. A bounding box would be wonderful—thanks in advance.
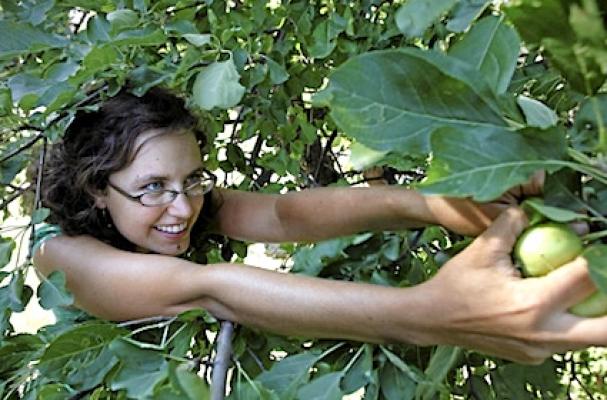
[134,167,205,184]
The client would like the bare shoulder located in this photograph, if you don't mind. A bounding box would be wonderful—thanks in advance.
[33,235,213,321]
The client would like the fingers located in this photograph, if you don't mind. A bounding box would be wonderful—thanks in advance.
[542,256,596,308]
[469,207,528,256]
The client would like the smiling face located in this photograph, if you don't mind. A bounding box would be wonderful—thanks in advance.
[95,130,205,255]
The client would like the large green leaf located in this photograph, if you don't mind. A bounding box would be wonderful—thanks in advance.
[38,323,126,390]
[395,0,458,38]
[450,15,520,94]
[192,59,245,110]
[422,127,569,201]
[0,20,67,59]
[313,48,508,154]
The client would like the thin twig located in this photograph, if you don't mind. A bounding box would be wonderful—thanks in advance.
[0,133,44,165]
[117,315,173,327]
[0,185,31,211]
[27,139,47,260]
[211,321,235,400]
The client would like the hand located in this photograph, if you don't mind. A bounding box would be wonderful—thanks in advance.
[427,171,545,236]
[416,207,604,364]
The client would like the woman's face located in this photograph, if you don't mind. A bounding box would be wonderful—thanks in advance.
[96,130,205,255]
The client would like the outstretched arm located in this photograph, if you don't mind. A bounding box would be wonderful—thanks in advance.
[34,208,607,364]
[213,187,500,242]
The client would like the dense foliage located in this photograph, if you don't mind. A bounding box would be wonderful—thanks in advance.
[1,0,607,398]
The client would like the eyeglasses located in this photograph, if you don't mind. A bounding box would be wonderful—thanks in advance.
[107,171,216,207]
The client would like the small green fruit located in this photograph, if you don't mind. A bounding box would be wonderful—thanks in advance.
[514,223,583,277]
[515,222,607,317]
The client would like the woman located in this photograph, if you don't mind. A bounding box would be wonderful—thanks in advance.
[33,87,605,364]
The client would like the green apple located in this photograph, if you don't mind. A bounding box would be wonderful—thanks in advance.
[514,223,583,277]
[569,291,607,317]
[515,222,607,317]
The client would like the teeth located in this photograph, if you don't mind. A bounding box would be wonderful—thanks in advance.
[155,223,187,234]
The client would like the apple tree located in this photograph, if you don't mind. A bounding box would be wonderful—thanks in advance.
[1,0,607,398]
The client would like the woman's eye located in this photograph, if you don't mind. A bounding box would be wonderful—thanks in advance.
[143,181,163,192]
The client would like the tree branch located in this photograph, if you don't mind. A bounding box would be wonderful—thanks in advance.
[211,321,235,400]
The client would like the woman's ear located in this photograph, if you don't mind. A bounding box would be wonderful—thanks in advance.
[92,190,108,209]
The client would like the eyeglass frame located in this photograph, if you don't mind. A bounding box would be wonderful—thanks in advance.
[106,170,216,207]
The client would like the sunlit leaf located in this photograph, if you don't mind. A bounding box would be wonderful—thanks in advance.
[192,59,245,110]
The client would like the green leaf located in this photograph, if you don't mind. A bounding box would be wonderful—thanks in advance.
[584,245,607,294]
[0,237,15,269]
[267,58,289,85]
[0,272,31,313]
[342,345,373,394]
[0,20,67,59]
[522,198,587,223]
[228,380,279,400]
[422,127,568,201]
[516,96,558,128]
[446,0,491,32]
[296,372,343,400]
[0,87,12,116]
[348,142,388,170]
[257,352,322,399]
[109,338,169,398]
[82,45,120,74]
[416,346,462,400]
[183,33,212,47]
[450,16,520,94]
[313,48,507,153]
[112,26,167,46]
[31,207,51,224]
[292,237,351,276]
[37,384,76,400]
[0,333,44,376]
[170,362,210,400]
[573,94,607,151]
[380,347,423,383]
[192,59,245,110]
[396,0,458,37]
[307,15,345,59]
[107,9,139,32]
[38,323,126,390]
[37,270,74,310]
[491,359,562,398]
[379,363,416,400]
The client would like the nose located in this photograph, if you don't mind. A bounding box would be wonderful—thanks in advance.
[167,193,194,218]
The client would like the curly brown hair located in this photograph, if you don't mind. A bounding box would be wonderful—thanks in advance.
[42,87,216,250]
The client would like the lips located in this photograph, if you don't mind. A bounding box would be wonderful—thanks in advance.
[154,222,187,234]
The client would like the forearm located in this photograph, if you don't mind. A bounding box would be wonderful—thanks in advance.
[189,263,436,345]
[274,187,431,241]
[274,187,495,241]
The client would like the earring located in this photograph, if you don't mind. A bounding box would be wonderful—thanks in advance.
[101,208,113,229]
